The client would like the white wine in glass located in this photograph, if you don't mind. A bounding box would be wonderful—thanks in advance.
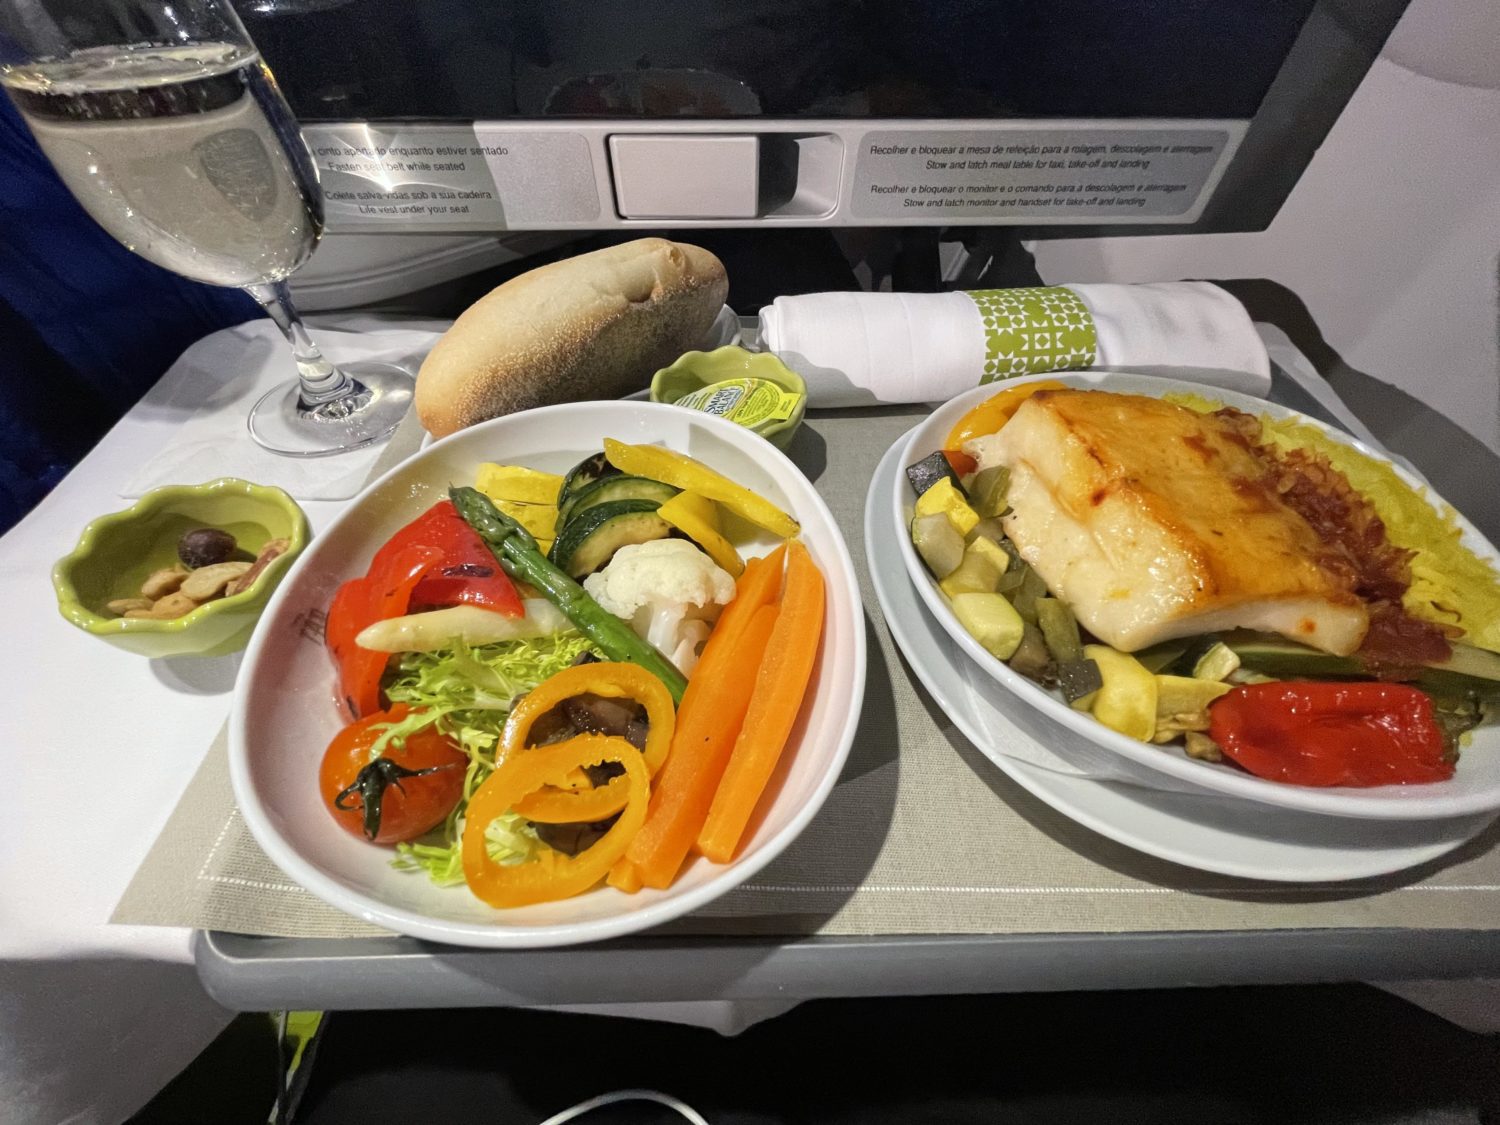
[0,0,412,456]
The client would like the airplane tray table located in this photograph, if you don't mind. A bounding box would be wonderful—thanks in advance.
[193,366,1500,1014]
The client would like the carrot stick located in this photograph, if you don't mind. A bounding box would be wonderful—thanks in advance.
[697,541,825,863]
[613,601,782,890]
[607,551,785,894]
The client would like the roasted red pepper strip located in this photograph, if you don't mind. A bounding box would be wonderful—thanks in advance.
[942,449,978,477]
[373,500,523,616]
[327,545,441,720]
[1208,681,1452,788]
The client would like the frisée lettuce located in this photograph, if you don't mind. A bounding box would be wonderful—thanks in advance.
[374,630,598,884]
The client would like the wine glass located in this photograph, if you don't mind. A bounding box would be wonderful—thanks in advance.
[0,0,412,457]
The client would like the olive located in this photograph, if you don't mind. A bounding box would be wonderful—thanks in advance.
[178,527,238,569]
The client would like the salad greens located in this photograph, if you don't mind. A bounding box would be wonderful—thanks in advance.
[376,630,597,884]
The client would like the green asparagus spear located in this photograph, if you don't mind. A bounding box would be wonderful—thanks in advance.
[450,486,688,702]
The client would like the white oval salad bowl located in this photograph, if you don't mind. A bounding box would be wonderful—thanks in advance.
[230,400,865,947]
[893,371,1500,822]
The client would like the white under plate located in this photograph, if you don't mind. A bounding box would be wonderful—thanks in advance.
[895,372,1500,821]
[867,434,1494,883]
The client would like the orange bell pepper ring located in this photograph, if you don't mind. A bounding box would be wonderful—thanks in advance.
[499,661,675,775]
[461,734,649,908]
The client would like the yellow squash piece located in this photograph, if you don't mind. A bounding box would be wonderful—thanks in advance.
[492,499,557,543]
[602,438,799,539]
[658,492,744,576]
[1084,644,1157,742]
[475,463,564,505]
[913,477,980,537]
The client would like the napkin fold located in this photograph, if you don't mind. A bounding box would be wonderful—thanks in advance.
[759,282,1270,407]
[121,319,443,501]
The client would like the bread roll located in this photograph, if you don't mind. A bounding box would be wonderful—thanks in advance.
[416,238,729,438]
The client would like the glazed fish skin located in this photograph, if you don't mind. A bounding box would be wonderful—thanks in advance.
[990,390,1370,655]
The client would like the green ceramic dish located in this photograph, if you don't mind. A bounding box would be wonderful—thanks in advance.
[52,478,310,658]
[650,345,808,449]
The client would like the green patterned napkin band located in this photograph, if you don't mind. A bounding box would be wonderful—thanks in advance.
[967,286,1097,383]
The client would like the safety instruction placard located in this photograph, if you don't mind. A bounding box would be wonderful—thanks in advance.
[850,126,1238,222]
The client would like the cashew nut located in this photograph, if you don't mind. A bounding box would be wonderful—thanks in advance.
[107,597,154,616]
[180,561,253,601]
[140,566,189,599]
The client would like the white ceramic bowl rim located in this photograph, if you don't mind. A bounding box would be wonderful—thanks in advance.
[895,370,1500,822]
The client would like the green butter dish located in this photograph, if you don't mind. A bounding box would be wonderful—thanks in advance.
[53,478,310,658]
[650,345,807,449]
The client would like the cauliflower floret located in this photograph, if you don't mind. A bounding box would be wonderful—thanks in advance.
[583,539,736,675]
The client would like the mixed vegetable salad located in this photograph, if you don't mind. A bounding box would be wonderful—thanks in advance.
[908,381,1500,789]
[320,440,824,908]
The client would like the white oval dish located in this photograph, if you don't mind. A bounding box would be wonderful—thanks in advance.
[868,435,1495,880]
[893,371,1500,822]
[230,400,865,947]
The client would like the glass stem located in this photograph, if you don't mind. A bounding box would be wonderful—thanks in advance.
[246,280,357,407]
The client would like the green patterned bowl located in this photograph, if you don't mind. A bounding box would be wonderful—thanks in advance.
[52,479,310,658]
[650,345,807,448]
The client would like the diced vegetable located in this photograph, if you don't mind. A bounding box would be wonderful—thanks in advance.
[950,592,1025,660]
[1085,644,1158,741]
[1183,732,1223,762]
[939,537,1010,598]
[965,517,1007,547]
[911,513,966,579]
[1009,563,1049,625]
[913,477,980,537]
[1036,597,1083,663]
[906,451,967,499]
[658,491,744,577]
[613,555,784,890]
[1057,658,1103,706]
[1155,674,1232,719]
[1133,640,1192,674]
[1191,641,1241,682]
[699,540,826,863]
[942,449,978,477]
[967,465,1011,520]
[1007,621,1052,680]
[603,438,800,539]
[450,487,687,702]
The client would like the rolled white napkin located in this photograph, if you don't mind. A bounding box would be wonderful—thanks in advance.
[759,281,1270,406]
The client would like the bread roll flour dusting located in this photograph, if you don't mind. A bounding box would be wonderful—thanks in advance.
[416,238,728,438]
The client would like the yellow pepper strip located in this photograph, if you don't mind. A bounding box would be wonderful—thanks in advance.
[657,492,744,577]
[602,438,800,539]
[673,491,721,532]
[499,661,676,777]
[944,379,1069,450]
[462,735,649,908]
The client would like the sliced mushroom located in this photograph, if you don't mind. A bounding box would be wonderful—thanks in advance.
[225,538,290,596]
[180,560,253,601]
[140,566,189,599]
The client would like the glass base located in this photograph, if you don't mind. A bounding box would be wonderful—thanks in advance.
[247,361,415,457]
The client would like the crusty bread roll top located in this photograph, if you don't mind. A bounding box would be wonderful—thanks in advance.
[416,238,728,438]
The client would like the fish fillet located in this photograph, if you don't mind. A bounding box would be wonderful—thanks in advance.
[988,390,1369,655]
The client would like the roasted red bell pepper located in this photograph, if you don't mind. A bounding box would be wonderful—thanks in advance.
[1208,681,1452,788]
[371,500,523,616]
[327,545,441,720]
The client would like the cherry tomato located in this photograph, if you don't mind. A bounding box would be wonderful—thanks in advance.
[319,706,468,844]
